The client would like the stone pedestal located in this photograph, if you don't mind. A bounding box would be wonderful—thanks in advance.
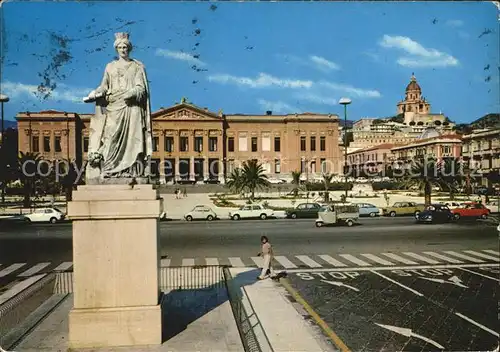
[67,184,163,349]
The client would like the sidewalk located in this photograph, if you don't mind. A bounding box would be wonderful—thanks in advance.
[9,268,335,352]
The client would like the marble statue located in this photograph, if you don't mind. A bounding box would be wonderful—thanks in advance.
[84,32,153,184]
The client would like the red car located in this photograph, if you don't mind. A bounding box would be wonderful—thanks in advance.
[451,202,490,220]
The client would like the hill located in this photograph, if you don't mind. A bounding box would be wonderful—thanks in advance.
[469,113,500,129]
[2,120,17,129]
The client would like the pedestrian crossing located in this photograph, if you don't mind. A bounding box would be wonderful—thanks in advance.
[0,249,498,280]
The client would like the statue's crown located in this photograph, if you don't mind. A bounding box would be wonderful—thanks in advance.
[114,32,129,40]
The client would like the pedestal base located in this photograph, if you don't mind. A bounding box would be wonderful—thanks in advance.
[68,302,163,349]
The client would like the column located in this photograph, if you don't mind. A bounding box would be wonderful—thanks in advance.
[189,155,195,181]
[159,133,165,182]
[204,157,209,180]
[218,158,225,184]
[175,157,180,182]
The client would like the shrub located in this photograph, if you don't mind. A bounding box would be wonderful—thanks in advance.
[371,182,404,191]
[304,182,353,192]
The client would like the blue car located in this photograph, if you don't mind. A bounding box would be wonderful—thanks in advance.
[357,203,380,217]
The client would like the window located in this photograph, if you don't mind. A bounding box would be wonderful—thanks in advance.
[228,137,234,152]
[310,136,316,151]
[274,137,281,152]
[261,133,271,151]
[83,137,89,152]
[32,136,39,152]
[300,159,306,173]
[43,136,51,152]
[228,159,235,173]
[165,136,173,152]
[238,133,247,152]
[195,136,203,152]
[152,136,159,152]
[251,137,258,152]
[320,136,326,151]
[274,159,281,173]
[209,137,217,152]
[310,160,316,173]
[300,136,306,151]
[55,136,62,152]
[320,158,327,173]
[180,136,189,152]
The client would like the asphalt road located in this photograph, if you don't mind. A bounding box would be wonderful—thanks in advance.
[287,265,500,351]
[0,217,497,264]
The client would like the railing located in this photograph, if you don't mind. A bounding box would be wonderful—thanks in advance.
[160,265,225,291]
[223,267,272,352]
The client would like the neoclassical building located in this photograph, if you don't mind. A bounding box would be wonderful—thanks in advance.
[16,102,342,183]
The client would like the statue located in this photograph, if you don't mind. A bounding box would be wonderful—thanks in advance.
[84,32,153,184]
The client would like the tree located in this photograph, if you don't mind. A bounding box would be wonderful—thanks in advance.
[404,156,440,206]
[240,159,269,200]
[291,171,302,197]
[322,173,334,203]
[438,158,464,201]
[17,152,42,208]
[226,168,245,196]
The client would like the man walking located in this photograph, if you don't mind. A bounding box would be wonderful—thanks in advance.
[257,236,276,280]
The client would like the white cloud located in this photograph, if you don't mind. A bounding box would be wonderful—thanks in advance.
[2,81,91,103]
[207,73,313,89]
[319,82,382,98]
[295,93,338,106]
[156,49,206,66]
[446,19,464,27]
[379,35,459,68]
[257,99,299,114]
[309,55,340,71]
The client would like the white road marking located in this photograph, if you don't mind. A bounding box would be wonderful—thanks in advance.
[229,257,245,267]
[285,263,498,273]
[482,249,499,256]
[443,251,485,263]
[53,262,73,271]
[274,256,298,268]
[463,250,500,261]
[459,267,500,282]
[295,255,322,268]
[205,258,219,266]
[251,256,264,267]
[423,251,464,264]
[160,258,171,267]
[318,255,348,267]
[181,258,195,266]
[402,252,440,264]
[0,274,46,305]
[360,254,395,266]
[0,263,26,278]
[455,312,499,337]
[339,254,371,266]
[371,270,424,297]
[381,253,418,265]
[18,262,51,277]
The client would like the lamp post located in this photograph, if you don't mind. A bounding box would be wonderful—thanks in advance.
[339,97,351,200]
[0,94,10,205]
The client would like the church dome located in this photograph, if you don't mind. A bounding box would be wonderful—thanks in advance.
[419,127,440,139]
[406,73,421,91]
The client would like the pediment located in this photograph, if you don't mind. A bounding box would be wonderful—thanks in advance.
[152,103,221,121]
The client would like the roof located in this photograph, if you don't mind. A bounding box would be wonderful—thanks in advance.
[347,143,400,155]
[391,133,462,151]
[406,73,421,91]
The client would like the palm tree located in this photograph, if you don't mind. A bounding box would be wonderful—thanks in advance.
[241,159,269,200]
[17,151,42,208]
[404,156,440,206]
[322,173,334,203]
[438,158,464,201]
[291,171,301,198]
[226,168,245,195]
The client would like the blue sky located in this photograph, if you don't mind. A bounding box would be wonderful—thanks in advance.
[1,1,498,124]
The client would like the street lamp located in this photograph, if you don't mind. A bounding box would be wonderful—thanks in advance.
[0,94,9,205]
[339,97,351,200]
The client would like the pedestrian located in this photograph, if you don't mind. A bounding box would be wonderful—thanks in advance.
[257,235,276,280]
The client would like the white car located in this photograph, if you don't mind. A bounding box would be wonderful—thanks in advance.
[24,208,65,224]
[229,204,274,220]
[184,205,218,221]
[486,201,499,214]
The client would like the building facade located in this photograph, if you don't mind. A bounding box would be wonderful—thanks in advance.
[16,103,342,183]
[461,128,500,187]
[346,143,398,175]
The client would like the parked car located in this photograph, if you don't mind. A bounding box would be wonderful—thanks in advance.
[416,204,452,224]
[443,202,461,209]
[381,202,425,217]
[285,202,322,219]
[485,200,499,214]
[356,203,380,217]
[184,205,218,221]
[229,204,274,220]
[451,202,490,220]
[23,208,65,224]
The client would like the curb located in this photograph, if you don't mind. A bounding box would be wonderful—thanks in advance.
[279,278,351,352]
